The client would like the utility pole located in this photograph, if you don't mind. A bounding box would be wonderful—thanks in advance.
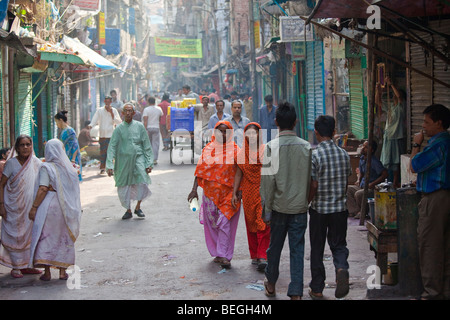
[249,0,259,121]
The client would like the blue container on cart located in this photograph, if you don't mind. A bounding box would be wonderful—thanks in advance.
[170,107,194,131]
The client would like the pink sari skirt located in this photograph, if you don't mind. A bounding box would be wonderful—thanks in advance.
[200,194,240,261]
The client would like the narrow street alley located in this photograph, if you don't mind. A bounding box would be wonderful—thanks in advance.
[0,147,380,301]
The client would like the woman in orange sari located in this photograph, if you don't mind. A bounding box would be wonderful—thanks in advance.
[232,122,270,271]
[188,121,240,269]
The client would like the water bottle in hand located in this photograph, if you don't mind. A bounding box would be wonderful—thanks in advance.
[189,198,199,212]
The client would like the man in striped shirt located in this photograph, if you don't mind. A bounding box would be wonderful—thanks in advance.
[308,115,351,299]
[410,104,450,300]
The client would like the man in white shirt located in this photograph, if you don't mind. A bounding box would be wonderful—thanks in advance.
[110,90,124,115]
[89,95,122,174]
[142,96,163,165]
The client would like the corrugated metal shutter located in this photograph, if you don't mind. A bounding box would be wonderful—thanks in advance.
[306,41,325,130]
[40,84,48,142]
[348,58,367,139]
[306,42,315,129]
[314,41,325,120]
[409,34,432,142]
[16,72,33,137]
[431,21,450,109]
[409,20,450,147]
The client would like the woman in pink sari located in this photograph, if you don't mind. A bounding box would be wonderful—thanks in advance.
[0,135,43,278]
[188,121,241,269]
[29,139,82,281]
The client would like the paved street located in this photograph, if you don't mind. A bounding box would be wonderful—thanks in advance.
[0,145,381,301]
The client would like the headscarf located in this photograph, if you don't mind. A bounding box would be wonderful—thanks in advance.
[42,139,82,241]
[195,121,240,220]
[237,122,266,232]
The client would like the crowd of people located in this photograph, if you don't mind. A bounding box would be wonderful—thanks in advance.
[0,82,448,301]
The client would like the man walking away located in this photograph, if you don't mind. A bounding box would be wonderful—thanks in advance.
[261,100,311,300]
[143,96,163,165]
[308,115,351,299]
[410,104,450,300]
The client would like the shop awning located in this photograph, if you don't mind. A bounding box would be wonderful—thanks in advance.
[39,51,84,64]
[307,0,450,19]
[39,36,118,70]
[0,29,36,57]
[61,36,118,70]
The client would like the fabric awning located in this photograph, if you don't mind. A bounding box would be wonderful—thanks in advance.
[61,36,118,70]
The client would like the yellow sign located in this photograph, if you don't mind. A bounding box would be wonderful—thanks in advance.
[254,21,261,49]
[98,12,105,45]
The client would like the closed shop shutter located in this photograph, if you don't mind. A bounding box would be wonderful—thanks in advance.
[409,34,432,142]
[408,20,450,147]
[16,72,33,137]
[306,41,325,130]
[348,58,368,139]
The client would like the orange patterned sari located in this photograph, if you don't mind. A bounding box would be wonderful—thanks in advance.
[195,121,240,220]
[237,122,267,233]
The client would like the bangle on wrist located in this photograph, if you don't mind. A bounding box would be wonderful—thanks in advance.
[412,143,421,148]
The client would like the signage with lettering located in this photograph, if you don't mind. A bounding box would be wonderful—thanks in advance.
[279,16,313,42]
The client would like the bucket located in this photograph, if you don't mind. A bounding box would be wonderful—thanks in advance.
[374,180,397,230]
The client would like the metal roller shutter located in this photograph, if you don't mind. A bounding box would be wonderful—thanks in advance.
[408,20,450,147]
[306,41,325,130]
[16,72,33,137]
[348,58,368,139]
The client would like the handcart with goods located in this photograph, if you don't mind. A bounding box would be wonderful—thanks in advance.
[167,106,196,164]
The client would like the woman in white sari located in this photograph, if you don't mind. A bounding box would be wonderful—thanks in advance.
[0,135,43,278]
[28,139,82,281]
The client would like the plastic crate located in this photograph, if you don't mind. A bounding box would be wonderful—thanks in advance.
[170,107,194,131]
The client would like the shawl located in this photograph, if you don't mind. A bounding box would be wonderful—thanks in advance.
[41,139,81,241]
[195,121,240,220]
[237,122,266,232]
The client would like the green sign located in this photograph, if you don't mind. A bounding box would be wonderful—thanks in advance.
[154,37,203,59]
[291,42,305,61]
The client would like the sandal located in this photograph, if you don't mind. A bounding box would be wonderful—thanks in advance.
[264,278,276,297]
[220,258,231,269]
[39,274,51,281]
[335,269,349,298]
[309,289,324,300]
[21,268,42,275]
[11,270,23,278]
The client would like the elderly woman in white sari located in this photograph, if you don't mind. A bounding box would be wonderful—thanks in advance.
[0,134,43,278]
[28,139,82,281]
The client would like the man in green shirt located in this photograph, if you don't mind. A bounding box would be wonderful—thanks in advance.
[106,103,154,220]
[261,101,311,300]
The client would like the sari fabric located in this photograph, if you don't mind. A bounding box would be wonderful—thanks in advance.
[0,151,41,269]
[60,126,82,181]
[30,139,82,268]
[237,122,267,233]
[195,121,240,220]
